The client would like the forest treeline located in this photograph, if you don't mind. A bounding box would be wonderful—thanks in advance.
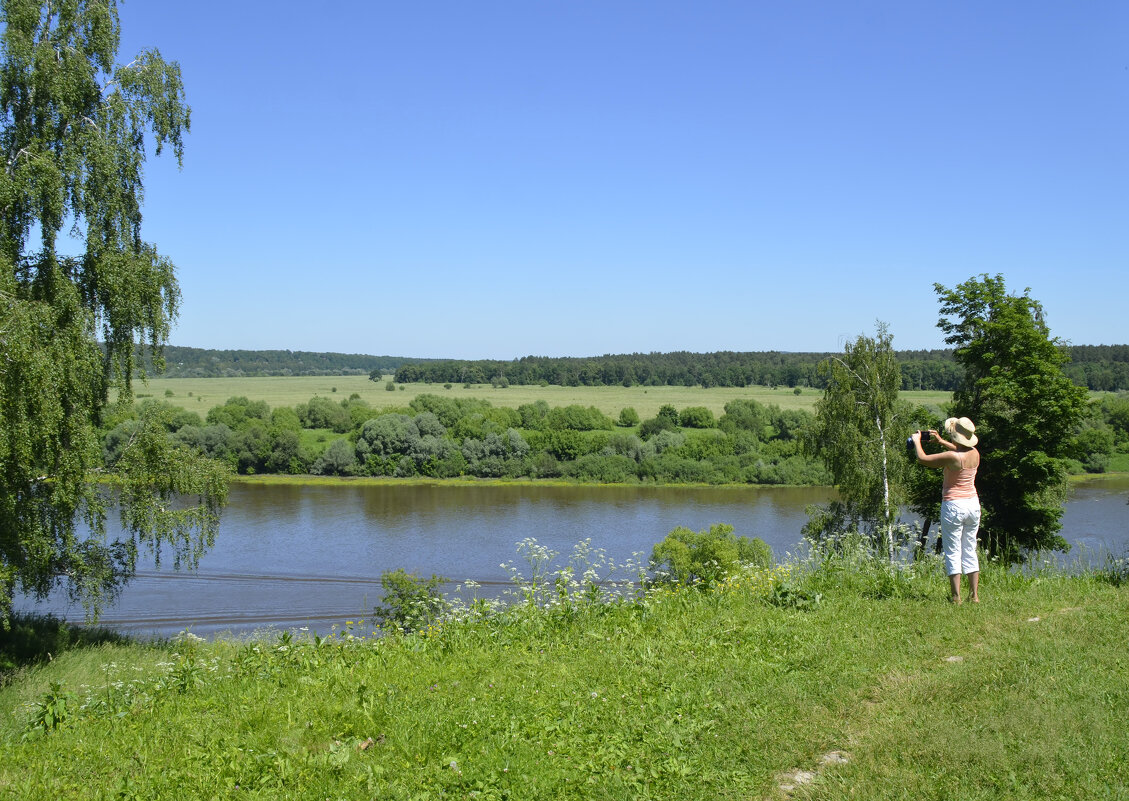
[388,345,1129,392]
[133,344,1129,391]
[134,346,434,377]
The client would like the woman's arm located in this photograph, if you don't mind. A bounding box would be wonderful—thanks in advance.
[913,431,960,467]
[928,430,958,452]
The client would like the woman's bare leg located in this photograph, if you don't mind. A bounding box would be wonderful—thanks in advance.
[968,571,979,603]
[949,573,962,604]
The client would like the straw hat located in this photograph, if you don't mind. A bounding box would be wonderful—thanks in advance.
[944,417,978,448]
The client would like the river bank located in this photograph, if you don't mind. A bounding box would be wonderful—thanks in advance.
[3,556,1126,800]
[229,469,1129,489]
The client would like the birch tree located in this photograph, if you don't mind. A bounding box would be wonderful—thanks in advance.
[806,322,912,559]
[0,0,227,621]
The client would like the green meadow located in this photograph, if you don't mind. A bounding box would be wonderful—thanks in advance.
[2,550,1126,800]
[134,374,953,420]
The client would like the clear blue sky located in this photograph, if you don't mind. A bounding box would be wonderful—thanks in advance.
[116,1,1127,359]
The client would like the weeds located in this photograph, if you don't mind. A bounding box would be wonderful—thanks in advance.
[21,680,72,739]
[1096,553,1129,587]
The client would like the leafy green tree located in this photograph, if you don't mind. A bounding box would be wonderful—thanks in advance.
[605,432,644,461]
[638,413,677,440]
[543,405,615,432]
[311,438,357,476]
[718,399,769,438]
[412,411,446,438]
[679,406,715,429]
[640,429,685,458]
[935,274,1088,556]
[0,1,226,620]
[518,400,550,429]
[232,421,271,474]
[1069,402,1115,474]
[807,322,911,559]
[206,396,271,430]
[617,407,640,427]
[264,428,302,474]
[269,406,302,432]
[296,396,350,433]
[355,414,421,474]
[1099,394,1129,441]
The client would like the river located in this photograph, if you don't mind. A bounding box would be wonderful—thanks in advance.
[16,478,1129,638]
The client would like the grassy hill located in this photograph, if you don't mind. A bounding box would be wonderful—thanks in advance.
[3,551,1125,800]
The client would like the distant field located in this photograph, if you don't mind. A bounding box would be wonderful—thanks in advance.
[131,375,952,419]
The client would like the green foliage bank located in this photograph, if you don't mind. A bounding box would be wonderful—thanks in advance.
[103,392,837,486]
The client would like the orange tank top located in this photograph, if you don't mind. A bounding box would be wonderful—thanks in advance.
[942,449,979,501]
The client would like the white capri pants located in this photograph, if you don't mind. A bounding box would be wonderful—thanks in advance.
[940,498,981,576]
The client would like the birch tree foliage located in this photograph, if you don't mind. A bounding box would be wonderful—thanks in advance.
[805,322,913,559]
[0,0,227,621]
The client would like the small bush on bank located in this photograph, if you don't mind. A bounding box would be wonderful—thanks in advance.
[373,570,449,632]
[649,523,773,587]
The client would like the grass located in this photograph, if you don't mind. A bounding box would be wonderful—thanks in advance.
[132,374,953,420]
[2,549,1125,800]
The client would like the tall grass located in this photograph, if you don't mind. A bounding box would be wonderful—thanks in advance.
[2,541,1126,800]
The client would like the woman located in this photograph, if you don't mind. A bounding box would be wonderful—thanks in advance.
[912,417,981,604]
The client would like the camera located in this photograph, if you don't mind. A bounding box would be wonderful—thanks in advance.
[905,430,931,454]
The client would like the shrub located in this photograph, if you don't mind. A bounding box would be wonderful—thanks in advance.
[649,523,773,587]
[679,406,715,428]
[205,396,271,429]
[312,438,358,476]
[617,407,640,427]
[718,399,769,435]
[531,429,587,461]
[544,405,615,431]
[297,396,350,433]
[569,453,638,483]
[638,414,677,440]
[605,432,644,461]
[530,451,563,478]
[518,400,550,429]
[373,570,449,632]
[657,404,679,426]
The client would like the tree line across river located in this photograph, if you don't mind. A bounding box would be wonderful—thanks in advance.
[139,345,1129,392]
[103,389,1129,486]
